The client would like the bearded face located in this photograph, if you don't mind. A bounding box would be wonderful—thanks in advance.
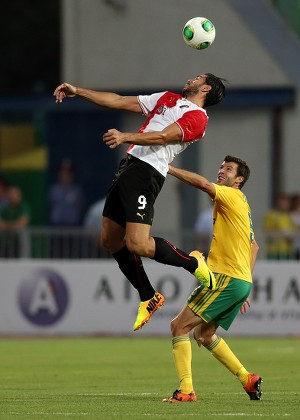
[182,84,200,98]
[182,74,208,99]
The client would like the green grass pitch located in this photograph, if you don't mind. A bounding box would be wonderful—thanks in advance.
[0,337,300,419]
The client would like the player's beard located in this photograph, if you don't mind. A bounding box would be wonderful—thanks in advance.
[182,85,200,98]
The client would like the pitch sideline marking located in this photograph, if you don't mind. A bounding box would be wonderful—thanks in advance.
[2,413,292,417]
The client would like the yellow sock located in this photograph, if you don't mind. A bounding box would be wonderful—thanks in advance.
[172,336,193,394]
[206,336,249,385]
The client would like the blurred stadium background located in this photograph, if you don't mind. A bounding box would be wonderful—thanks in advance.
[0,0,300,337]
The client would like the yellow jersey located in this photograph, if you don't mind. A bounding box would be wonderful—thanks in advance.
[207,184,254,283]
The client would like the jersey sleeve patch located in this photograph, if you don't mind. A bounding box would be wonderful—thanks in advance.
[138,92,167,116]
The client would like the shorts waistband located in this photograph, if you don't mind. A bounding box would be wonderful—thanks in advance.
[126,153,137,162]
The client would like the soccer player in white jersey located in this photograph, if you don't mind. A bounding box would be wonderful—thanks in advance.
[54,74,225,331]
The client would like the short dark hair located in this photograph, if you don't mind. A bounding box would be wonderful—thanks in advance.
[204,73,226,107]
[224,155,250,189]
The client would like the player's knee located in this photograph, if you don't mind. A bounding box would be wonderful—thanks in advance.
[101,232,108,249]
[198,330,216,348]
[126,237,148,256]
[193,331,204,348]
[170,317,179,336]
[126,241,140,255]
[101,230,123,253]
[101,230,111,250]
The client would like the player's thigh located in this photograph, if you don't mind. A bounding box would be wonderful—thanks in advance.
[101,216,126,252]
[171,304,204,336]
[125,222,154,256]
[119,158,165,225]
[103,177,127,229]
[188,275,251,331]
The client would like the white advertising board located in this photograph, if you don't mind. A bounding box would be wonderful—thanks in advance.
[0,260,299,336]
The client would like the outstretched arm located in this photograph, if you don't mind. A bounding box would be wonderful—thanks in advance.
[168,165,216,198]
[53,82,142,113]
[103,123,183,148]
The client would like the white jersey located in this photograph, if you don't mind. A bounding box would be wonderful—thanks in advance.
[127,91,208,177]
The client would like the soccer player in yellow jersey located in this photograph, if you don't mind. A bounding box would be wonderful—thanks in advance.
[163,155,261,403]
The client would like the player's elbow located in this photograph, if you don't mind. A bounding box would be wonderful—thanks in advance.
[113,96,128,110]
[160,132,182,145]
[159,132,169,145]
[116,96,141,112]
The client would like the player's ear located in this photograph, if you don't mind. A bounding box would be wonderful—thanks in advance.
[236,176,244,186]
[202,84,212,93]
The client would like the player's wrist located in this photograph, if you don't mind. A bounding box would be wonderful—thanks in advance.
[74,86,82,96]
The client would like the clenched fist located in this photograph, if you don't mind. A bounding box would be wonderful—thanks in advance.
[53,82,77,103]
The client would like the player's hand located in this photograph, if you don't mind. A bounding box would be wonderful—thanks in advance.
[240,298,251,315]
[53,82,77,103]
[103,129,126,149]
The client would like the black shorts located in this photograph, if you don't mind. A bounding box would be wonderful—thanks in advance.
[103,155,165,228]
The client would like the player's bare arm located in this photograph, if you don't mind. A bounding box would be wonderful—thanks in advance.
[168,165,216,197]
[240,239,259,315]
[54,82,141,113]
[250,238,259,272]
[103,123,183,149]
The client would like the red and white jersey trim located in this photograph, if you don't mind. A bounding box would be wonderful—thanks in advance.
[127,91,208,177]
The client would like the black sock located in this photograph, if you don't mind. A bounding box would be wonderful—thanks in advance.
[152,237,197,273]
[113,246,155,301]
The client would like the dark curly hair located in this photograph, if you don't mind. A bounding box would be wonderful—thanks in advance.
[204,73,226,107]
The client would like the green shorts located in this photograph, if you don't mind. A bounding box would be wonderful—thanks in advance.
[187,273,252,331]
